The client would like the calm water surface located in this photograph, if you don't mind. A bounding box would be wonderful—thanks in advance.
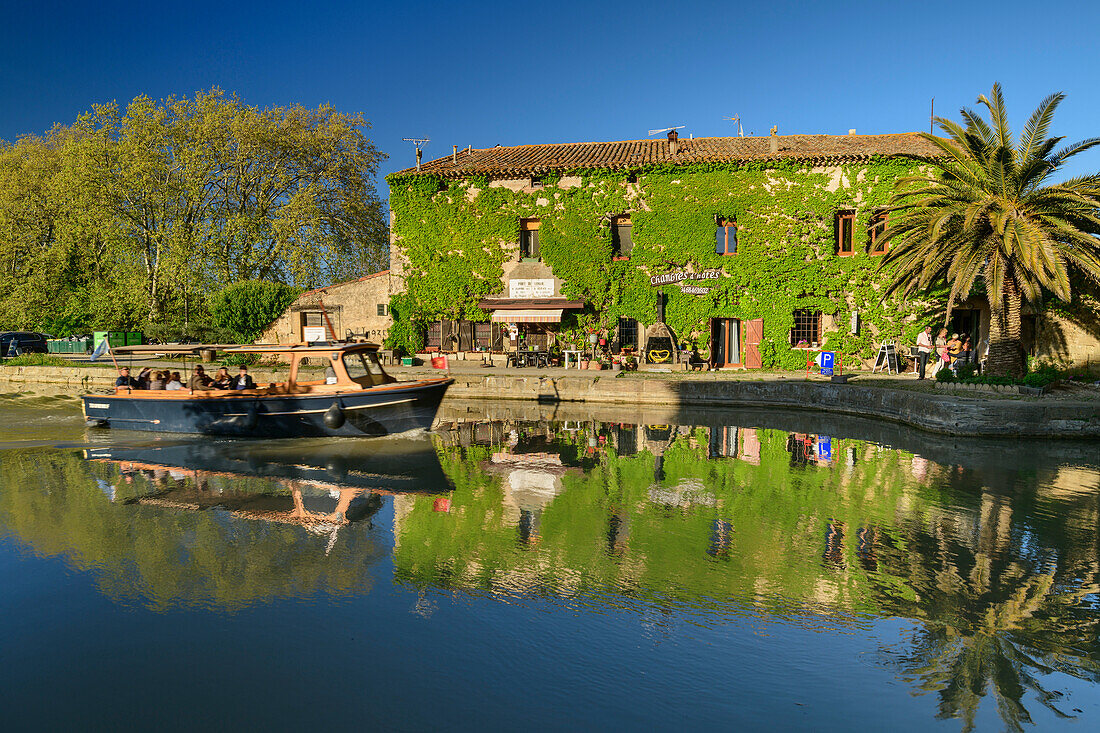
[1,392,1098,731]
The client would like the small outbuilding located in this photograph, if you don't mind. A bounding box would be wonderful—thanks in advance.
[260,270,394,344]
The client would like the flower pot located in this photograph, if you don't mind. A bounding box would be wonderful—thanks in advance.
[579,360,589,369]
[588,362,603,370]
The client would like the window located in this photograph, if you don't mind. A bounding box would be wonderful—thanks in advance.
[520,219,540,259]
[426,321,442,349]
[342,352,385,386]
[617,317,638,352]
[612,216,633,258]
[790,309,822,347]
[715,217,738,255]
[835,210,855,256]
[474,322,492,350]
[377,303,388,316]
[869,211,888,255]
[301,311,335,341]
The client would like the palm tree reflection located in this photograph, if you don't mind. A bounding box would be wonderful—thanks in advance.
[875,477,1100,731]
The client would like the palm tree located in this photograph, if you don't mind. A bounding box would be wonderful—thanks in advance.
[879,84,1100,376]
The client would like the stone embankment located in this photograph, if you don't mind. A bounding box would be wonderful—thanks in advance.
[3,365,1098,438]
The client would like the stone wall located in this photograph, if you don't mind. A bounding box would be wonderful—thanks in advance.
[1036,311,1100,368]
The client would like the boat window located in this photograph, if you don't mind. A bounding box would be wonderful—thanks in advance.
[342,352,384,385]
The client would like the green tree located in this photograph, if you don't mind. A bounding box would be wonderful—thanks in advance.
[879,84,1100,376]
[207,280,302,342]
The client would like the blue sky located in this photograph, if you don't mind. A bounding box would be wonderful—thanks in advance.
[3,0,1100,190]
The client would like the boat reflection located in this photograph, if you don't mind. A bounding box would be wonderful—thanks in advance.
[85,436,453,531]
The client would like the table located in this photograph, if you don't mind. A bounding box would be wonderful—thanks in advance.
[513,350,549,368]
[562,350,582,369]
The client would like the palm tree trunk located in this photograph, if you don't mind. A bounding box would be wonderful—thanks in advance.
[987,278,1025,377]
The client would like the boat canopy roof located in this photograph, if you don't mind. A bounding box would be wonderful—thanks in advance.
[224,342,382,355]
[112,342,381,355]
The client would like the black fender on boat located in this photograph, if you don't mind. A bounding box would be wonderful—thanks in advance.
[323,401,345,429]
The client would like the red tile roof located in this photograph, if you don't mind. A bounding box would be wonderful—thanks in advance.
[389,133,941,178]
[297,269,389,300]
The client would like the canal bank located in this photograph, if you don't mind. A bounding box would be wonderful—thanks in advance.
[2,362,1099,438]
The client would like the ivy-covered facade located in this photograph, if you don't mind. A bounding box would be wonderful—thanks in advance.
[385,132,953,368]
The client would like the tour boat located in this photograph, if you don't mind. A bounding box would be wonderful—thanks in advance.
[81,342,452,437]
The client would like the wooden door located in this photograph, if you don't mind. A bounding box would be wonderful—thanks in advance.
[744,318,763,369]
[458,320,474,351]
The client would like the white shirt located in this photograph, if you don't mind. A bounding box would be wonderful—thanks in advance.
[916,331,933,353]
[166,381,183,390]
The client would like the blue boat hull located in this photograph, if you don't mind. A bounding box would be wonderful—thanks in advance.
[81,379,453,437]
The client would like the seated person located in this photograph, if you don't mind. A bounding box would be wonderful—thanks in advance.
[115,367,140,389]
[149,370,167,390]
[188,366,213,391]
[166,372,184,390]
[136,367,153,390]
[211,367,233,390]
[232,365,256,390]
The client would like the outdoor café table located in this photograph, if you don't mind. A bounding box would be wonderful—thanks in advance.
[562,350,582,369]
[516,350,548,368]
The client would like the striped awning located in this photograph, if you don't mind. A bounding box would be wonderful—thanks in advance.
[490,309,563,324]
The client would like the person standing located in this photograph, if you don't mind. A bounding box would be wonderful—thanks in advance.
[915,326,933,380]
[933,328,950,376]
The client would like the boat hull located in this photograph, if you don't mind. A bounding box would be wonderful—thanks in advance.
[81,379,453,437]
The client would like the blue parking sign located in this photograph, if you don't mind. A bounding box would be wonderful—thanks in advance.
[817,436,832,461]
[820,351,834,376]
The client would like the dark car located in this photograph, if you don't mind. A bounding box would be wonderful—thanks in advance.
[0,332,49,357]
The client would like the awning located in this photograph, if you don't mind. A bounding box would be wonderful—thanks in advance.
[491,309,563,323]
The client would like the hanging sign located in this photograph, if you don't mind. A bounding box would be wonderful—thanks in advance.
[680,284,711,295]
[650,269,722,287]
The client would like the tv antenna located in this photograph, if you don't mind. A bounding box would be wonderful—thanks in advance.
[402,137,430,171]
[723,115,744,137]
[648,126,685,136]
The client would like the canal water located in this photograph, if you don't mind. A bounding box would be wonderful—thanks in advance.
[1,392,1098,731]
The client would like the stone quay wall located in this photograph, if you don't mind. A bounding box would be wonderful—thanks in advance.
[2,366,1098,438]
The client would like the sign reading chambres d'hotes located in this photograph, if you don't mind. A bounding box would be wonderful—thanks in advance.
[649,269,722,286]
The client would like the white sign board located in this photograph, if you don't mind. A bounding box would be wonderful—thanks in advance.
[304,326,327,341]
[509,278,554,298]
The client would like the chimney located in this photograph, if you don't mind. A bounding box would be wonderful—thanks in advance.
[667,128,679,156]
[452,145,458,163]
[848,129,857,136]
[769,126,779,155]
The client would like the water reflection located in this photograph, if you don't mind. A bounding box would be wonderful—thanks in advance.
[403,407,1100,729]
[0,437,451,610]
[0,401,1097,729]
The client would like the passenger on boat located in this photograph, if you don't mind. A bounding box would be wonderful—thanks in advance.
[136,367,153,390]
[188,366,213,390]
[115,367,140,389]
[149,370,166,390]
[166,372,183,390]
[212,367,233,389]
[232,365,256,390]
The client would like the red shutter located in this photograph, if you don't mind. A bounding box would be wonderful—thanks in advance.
[744,319,763,369]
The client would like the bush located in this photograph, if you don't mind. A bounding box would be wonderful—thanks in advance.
[207,280,302,343]
[935,367,955,382]
[220,353,258,367]
[2,353,69,367]
[955,362,978,380]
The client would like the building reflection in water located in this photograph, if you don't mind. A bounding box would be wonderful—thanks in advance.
[418,410,1100,730]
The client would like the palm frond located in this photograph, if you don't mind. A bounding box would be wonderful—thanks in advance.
[1018,92,1064,162]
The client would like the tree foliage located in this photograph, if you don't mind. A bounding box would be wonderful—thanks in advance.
[0,89,386,336]
[207,280,302,342]
[879,84,1100,376]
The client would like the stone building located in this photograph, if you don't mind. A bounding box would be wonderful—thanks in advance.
[260,269,394,344]
[380,131,1100,368]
